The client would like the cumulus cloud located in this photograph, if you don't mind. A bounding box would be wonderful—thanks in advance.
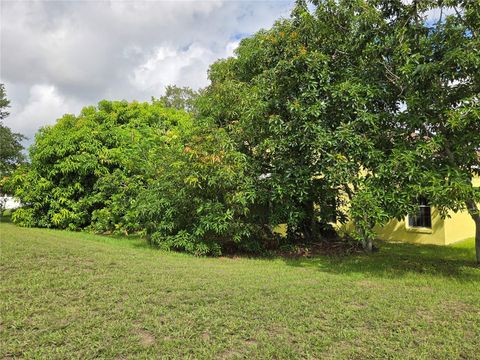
[0,0,293,142]
[130,43,216,94]
[5,84,82,140]
[0,0,459,145]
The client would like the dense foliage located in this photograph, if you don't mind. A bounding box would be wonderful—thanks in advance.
[0,84,26,180]
[0,84,26,213]
[10,101,161,229]
[136,116,258,255]
[199,0,480,257]
[7,1,480,260]
[8,100,260,255]
[199,0,399,248]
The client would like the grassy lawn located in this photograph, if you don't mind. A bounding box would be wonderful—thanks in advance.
[1,222,479,359]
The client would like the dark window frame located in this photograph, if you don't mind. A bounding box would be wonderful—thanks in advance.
[408,197,432,229]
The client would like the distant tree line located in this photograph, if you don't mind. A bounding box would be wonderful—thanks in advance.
[2,0,479,261]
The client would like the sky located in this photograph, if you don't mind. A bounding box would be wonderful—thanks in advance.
[1,0,294,144]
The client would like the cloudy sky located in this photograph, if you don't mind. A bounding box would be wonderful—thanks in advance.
[1,0,294,143]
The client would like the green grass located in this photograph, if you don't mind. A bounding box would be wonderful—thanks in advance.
[1,222,479,359]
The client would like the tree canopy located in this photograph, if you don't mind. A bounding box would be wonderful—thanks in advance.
[0,84,26,183]
[199,0,480,256]
[7,1,480,260]
[8,100,261,255]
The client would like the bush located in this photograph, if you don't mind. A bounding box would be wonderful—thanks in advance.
[8,100,190,233]
[7,100,263,255]
[136,117,259,255]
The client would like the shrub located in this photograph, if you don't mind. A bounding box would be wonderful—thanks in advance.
[8,100,190,233]
[136,117,258,255]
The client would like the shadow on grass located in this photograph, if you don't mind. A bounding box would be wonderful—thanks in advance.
[0,215,12,223]
[283,240,480,280]
[88,232,154,250]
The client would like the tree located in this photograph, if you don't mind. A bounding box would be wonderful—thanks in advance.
[0,84,26,179]
[0,84,26,213]
[372,0,480,262]
[0,124,26,180]
[154,85,199,113]
[199,0,479,259]
[8,100,187,230]
[198,0,399,249]
[136,116,258,255]
[0,84,11,120]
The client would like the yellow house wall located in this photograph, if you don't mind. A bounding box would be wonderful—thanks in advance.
[372,207,446,245]
[443,176,479,244]
[347,175,479,245]
[279,176,479,245]
[444,210,476,245]
[474,176,480,188]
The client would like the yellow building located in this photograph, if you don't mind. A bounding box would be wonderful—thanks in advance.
[372,176,479,246]
[275,176,479,246]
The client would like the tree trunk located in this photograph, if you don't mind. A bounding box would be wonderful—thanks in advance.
[466,199,480,264]
[302,199,317,242]
[364,237,373,253]
[358,226,373,253]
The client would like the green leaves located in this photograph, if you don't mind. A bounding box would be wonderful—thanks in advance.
[10,100,191,233]
[135,117,259,255]
[0,84,26,183]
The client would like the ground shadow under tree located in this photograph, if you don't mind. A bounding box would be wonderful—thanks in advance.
[283,240,479,281]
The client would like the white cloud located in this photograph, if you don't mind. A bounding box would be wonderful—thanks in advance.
[1,0,293,146]
[130,43,215,93]
[225,40,241,58]
[3,84,82,141]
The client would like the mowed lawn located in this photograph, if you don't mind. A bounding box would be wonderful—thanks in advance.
[1,222,479,359]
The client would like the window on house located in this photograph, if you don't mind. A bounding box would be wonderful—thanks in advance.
[408,197,432,228]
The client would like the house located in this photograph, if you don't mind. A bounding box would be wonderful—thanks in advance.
[274,175,479,246]
[0,196,21,211]
[370,176,480,245]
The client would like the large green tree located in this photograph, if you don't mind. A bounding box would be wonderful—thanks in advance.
[372,0,480,262]
[9,100,186,230]
[0,84,26,180]
[199,0,479,259]
[199,0,400,249]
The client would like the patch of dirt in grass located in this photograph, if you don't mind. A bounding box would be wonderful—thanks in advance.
[415,309,435,323]
[442,300,476,313]
[348,302,368,310]
[214,335,258,357]
[268,324,287,337]
[356,279,384,289]
[267,325,299,347]
[218,348,243,360]
[135,328,155,347]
